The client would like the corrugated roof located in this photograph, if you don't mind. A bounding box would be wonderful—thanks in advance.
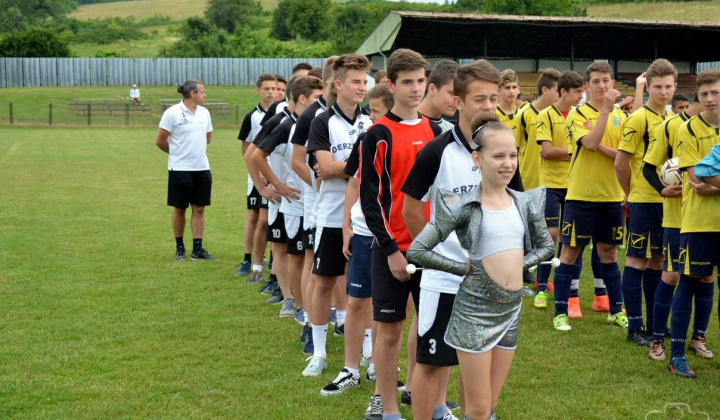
[357,11,720,62]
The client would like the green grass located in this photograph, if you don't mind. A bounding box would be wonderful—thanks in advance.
[584,0,720,22]
[0,86,260,128]
[1,126,718,419]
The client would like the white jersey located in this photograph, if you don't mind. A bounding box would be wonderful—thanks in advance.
[401,126,479,294]
[307,104,370,229]
[239,104,267,195]
[159,101,213,171]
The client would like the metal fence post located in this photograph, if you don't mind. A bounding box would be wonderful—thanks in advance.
[125,104,130,126]
[49,104,53,126]
[9,103,13,125]
[87,104,91,126]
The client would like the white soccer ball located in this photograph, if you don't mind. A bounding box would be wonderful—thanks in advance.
[660,156,682,187]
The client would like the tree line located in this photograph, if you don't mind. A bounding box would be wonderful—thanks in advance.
[0,0,693,58]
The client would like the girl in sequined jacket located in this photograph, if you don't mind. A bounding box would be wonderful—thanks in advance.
[407,112,554,420]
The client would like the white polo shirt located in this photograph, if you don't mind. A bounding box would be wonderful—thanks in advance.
[159,101,213,171]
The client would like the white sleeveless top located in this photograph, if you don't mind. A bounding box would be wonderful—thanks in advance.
[471,201,525,260]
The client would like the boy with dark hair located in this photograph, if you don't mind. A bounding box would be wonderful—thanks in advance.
[303,53,371,377]
[360,48,441,420]
[252,75,325,318]
[402,59,505,420]
[534,70,586,310]
[418,59,458,133]
[615,58,677,346]
[291,56,338,354]
[671,93,690,115]
[237,73,276,281]
[643,88,701,361]
[666,68,720,378]
[321,84,395,402]
[551,62,628,332]
[292,62,313,76]
[515,68,561,190]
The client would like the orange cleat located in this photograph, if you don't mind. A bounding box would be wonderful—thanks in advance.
[568,297,582,318]
[592,294,610,312]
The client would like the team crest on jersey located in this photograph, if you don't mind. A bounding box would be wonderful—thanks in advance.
[613,116,620,127]
[358,121,364,131]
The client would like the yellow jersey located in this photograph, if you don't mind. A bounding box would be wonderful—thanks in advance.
[536,104,570,189]
[677,113,720,233]
[618,105,667,203]
[515,103,542,189]
[643,111,691,228]
[496,104,518,131]
[566,102,626,202]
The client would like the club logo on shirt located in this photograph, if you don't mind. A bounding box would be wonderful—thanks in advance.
[452,185,477,195]
[614,116,621,127]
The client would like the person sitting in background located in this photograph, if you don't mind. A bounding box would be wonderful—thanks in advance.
[130,84,141,105]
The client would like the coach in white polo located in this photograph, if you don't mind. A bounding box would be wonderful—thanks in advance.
[155,79,215,261]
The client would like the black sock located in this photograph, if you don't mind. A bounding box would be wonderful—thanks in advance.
[244,253,251,263]
[175,237,184,249]
[193,238,202,252]
[269,250,273,264]
[269,273,277,282]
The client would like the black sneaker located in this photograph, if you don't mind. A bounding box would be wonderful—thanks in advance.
[258,278,277,295]
[401,389,411,406]
[300,322,309,343]
[668,356,696,378]
[175,248,186,260]
[320,368,360,396]
[334,322,345,337]
[364,394,382,420]
[190,249,216,260]
[627,329,651,347]
[446,400,460,411]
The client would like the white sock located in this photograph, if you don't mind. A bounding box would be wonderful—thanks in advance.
[570,278,579,292]
[362,329,372,358]
[336,310,346,326]
[344,366,359,378]
[594,277,606,289]
[252,264,262,272]
[368,363,375,374]
[312,323,328,359]
[303,310,309,324]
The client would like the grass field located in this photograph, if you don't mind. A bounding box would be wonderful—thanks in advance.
[586,0,720,22]
[0,86,259,128]
[1,126,718,419]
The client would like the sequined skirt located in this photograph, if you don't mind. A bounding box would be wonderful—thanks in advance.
[444,259,523,354]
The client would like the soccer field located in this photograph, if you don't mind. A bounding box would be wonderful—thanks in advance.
[0,126,717,419]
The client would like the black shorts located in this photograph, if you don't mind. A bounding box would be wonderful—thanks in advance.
[247,186,268,210]
[285,214,304,255]
[312,227,346,277]
[266,212,287,243]
[625,203,663,259]
[663,228,681,273]
[371,247,420,323]
[561,200,624,247]
[417,290,458,366]
[167,170,212,209]
[679,232,720,277]
[545,188,567,228]
[303,228,315,252]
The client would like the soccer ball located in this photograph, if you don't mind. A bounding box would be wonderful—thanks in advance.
[660,157,682,187]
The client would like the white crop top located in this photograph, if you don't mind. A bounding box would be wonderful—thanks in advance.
[471,201,525,260]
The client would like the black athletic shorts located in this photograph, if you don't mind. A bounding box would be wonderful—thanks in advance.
[265,212,287,243]
[247,186,269,210]
[371,247,420,323]
[417,290,459,366]
[285,214,304,255]
[312,227,346,277]
[167,170,212,208]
